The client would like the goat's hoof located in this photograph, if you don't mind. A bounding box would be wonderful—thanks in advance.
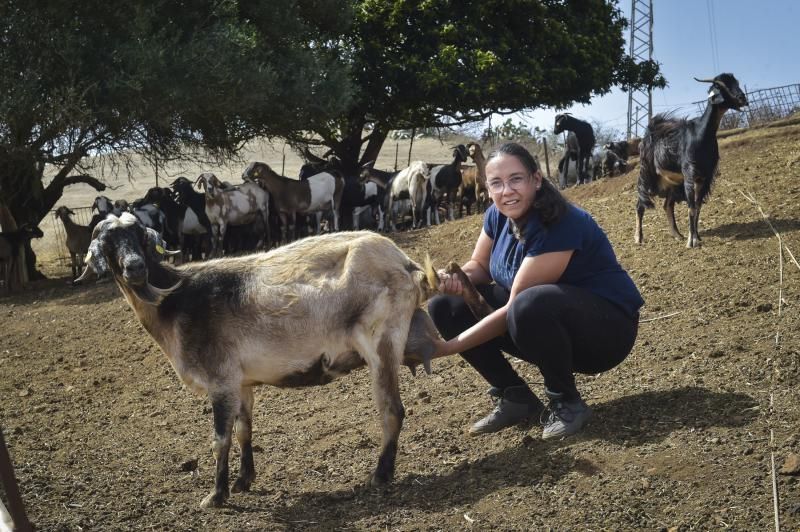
[200,491,228,509]
[231,476,254,493]
[366,471,392,487]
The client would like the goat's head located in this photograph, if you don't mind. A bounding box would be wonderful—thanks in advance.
[113,199,129,214]
[19,223,44,239]
[92,196,114,215]
[553,113,571,134]
[242,162,270,182]
[453,144,468,163]
[144,187,171,205]
[75,213,178,303]
[195,172,223,195]
[54,206,75,220]
[695,73,748,110]
[466,142,483,160]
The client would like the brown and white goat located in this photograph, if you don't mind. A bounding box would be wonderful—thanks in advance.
[242,162,343,243]
[75,214,441,508]
[195,173,271,256]
[54,206,92,279]
[466,142,489,212]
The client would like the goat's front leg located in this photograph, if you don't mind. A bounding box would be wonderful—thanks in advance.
[232,386,256,494]
[367,333,405,486]
[635,200,646,244]
[331,201,339,232]
[663,195,683,240]
[685,181,702,248]
[201,391,240,509]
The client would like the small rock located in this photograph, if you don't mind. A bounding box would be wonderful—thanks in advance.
[179,458,198,472]
[779,453,800,475]
[18,388,31,397]
[709,349,725,358]
[641,477,650,489]
[743,447,754,456]
[756,303,773,313]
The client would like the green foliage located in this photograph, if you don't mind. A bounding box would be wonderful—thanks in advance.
[288,0,666,170]
[0,0,353,221]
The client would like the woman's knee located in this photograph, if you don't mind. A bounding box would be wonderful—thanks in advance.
[507,285,563,330]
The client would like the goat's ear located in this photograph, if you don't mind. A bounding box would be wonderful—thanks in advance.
[143,227,171,263]
[708,86,725,105]
[77,240,109,283]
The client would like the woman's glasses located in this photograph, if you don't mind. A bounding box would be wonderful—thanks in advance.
[487,175,529,194]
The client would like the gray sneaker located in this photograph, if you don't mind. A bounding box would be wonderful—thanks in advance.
[469,385,544,435]
[540,389,592,440]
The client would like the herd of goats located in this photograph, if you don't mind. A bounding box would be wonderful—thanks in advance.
[49,127,638,282]
[0,73,751,512]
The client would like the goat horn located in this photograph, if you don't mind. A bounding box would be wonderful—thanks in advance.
[694,77,716,83]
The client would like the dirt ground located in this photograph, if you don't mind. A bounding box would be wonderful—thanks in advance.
[2,121,800,530]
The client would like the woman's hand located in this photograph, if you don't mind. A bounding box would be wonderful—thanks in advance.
[437,269,463,296]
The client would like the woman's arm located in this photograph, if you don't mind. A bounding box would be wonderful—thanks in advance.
[435,249,574,357]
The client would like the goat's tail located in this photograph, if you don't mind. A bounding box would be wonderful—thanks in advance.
[419,254,440,301]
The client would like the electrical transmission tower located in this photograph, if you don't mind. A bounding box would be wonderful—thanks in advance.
[626,0,653,139]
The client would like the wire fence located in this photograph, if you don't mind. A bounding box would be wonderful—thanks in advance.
[694,83,800,130]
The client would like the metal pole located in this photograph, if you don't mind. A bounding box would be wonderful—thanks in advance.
[394,142,399,171]
[407,128,416,168]
[281,144,286,176]
[543,138,551,179]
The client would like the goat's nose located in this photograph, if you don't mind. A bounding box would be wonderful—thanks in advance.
[122,257,147,284]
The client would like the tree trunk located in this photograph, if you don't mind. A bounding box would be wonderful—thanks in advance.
[360,127,388,170]
[0,151,104,279]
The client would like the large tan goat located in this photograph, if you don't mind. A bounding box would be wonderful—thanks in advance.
[76,215,442,508]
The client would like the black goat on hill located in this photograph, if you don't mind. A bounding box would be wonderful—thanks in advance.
[635,73,748,248]
[554,114,595,187]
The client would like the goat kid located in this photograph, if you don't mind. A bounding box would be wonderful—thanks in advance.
[75,215,441,508]
[635,73,747,248]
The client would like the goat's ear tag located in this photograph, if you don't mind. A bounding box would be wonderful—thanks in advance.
[155,244,165,254]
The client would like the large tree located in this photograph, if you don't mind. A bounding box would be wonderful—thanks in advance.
[286,0,665,173]
[0,0,352,271]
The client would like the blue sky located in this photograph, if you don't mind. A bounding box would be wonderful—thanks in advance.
[513,0,799,138]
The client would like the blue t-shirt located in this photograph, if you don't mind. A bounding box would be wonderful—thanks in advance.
[483,203,644,317]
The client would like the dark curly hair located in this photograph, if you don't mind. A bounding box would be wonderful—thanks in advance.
[486,142,569,227]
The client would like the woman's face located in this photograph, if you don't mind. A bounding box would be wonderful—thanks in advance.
[485,153,542,221]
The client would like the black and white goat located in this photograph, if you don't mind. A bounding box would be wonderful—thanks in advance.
[635,73,748,248]
[74,214,442,508]
[554,114,595,187]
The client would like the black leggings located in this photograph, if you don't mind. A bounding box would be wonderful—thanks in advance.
[427,284,639,400]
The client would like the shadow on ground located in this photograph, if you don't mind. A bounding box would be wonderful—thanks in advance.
[221,387,758,529]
